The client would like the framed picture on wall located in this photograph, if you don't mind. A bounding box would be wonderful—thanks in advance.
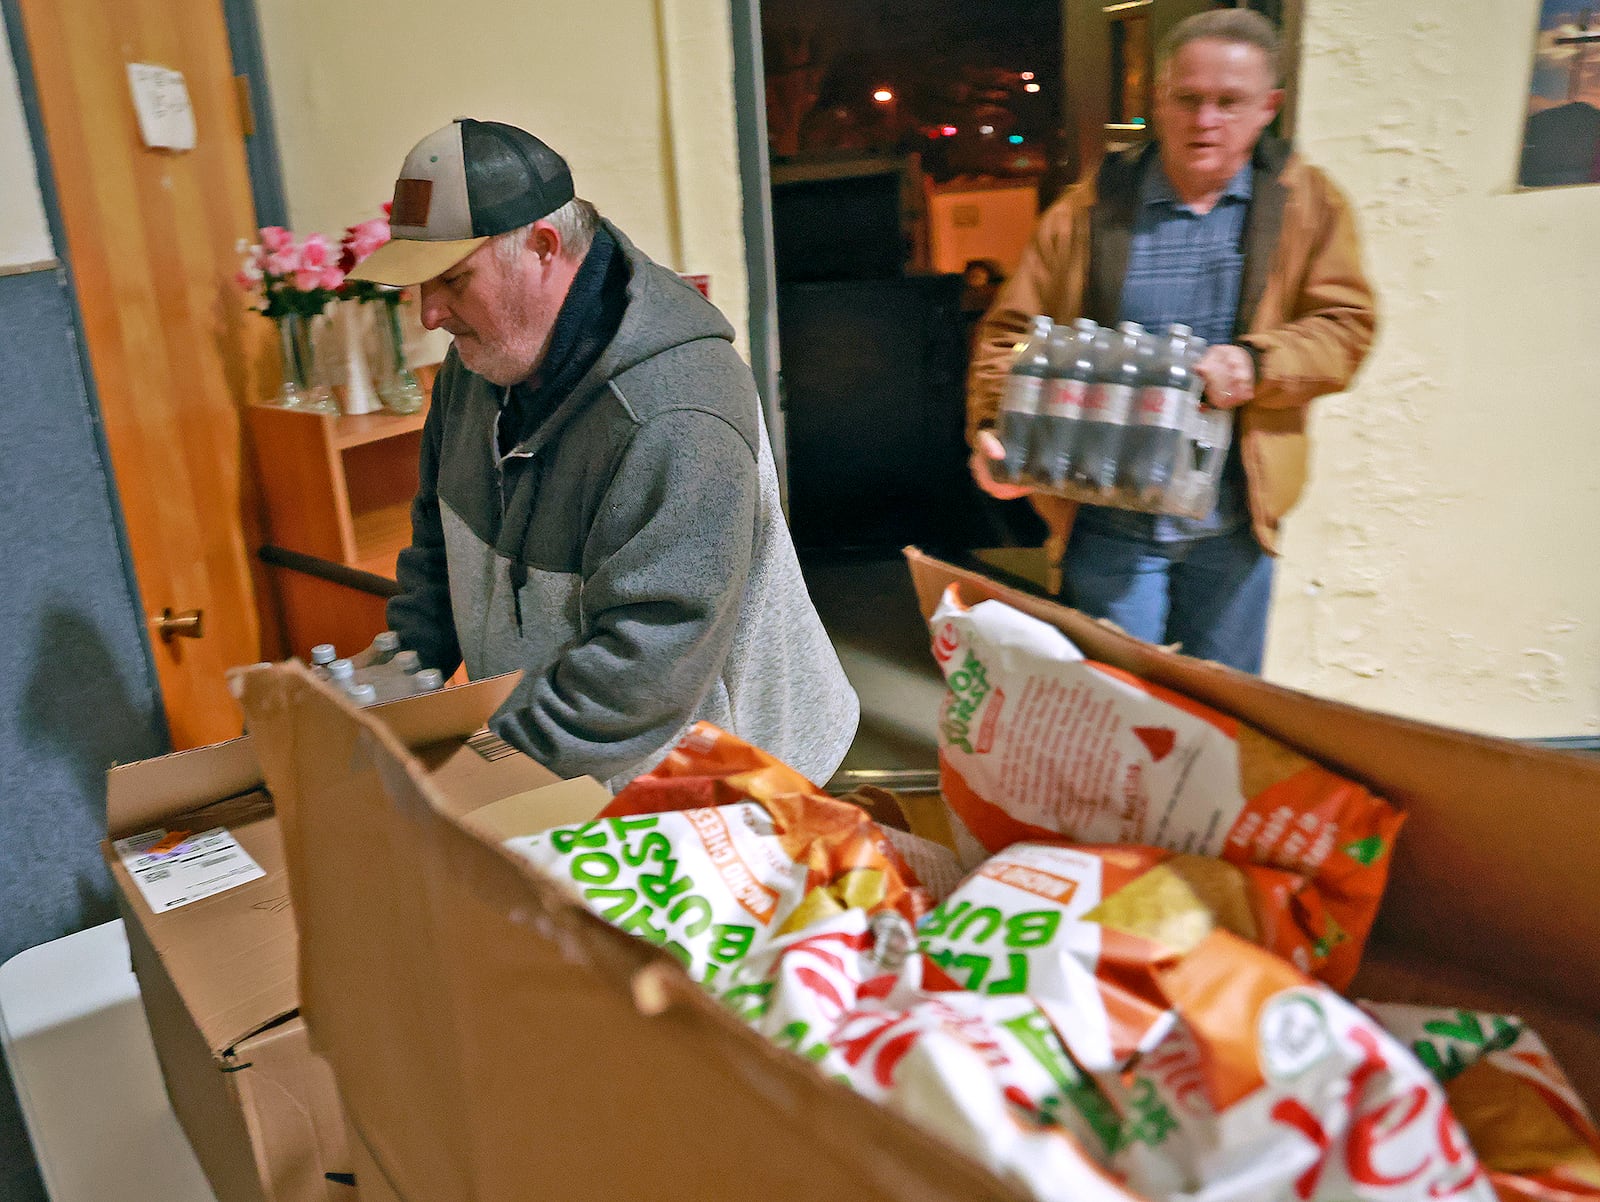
[1519,1,1600,188]
[1105,1,1153,138]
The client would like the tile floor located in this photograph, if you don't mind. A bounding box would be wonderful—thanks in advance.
[800,552,951,777]
[800,547,1056,778]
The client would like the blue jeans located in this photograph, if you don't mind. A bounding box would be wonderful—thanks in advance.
[1061,521,1275,673]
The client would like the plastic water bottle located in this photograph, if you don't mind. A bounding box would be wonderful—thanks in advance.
[328,658,356,685]
[1028,317,1097,488]
[393,649,421,675]
[309,643,337,680]
[343,682,378,707]
[411,668,445,694]
[1074,321,1145,492]
[1120,324,1205,504]
[369,630,401,665]
[993,315,1053,483]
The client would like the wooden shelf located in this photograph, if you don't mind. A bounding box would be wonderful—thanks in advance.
[350,502,413,577]
[331,408,428,450]
[246,368,439,657]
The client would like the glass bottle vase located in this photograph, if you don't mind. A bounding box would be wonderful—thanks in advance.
[273,311,339,414]
[374,294,425,415]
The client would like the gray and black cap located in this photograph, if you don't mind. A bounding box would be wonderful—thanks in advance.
[348,118,576,287]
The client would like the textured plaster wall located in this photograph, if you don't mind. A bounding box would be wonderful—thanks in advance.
[256,0,748,361]
[1266,0,1600,738]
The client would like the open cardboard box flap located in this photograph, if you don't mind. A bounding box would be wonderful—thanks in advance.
[905,547,1600,1105]
[237,663,1040,1202]
[102,672,530,1057]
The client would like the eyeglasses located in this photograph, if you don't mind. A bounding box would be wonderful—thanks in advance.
[1164,90,1273,118]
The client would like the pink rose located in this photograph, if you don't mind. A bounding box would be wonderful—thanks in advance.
[266,251,298,277]
[319,266,345,291]
[349,218,389,259]
[294,267,324,292]
[259,226,293,253]
[299,234,330,268]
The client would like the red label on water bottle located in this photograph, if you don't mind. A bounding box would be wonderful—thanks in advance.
[999,375,1046,416]
[1041,378,1088,419]
[1083,383,1134,426]
[1134,386,1190,430]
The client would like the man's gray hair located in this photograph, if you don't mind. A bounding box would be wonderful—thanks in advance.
[1157,9,1282,86]
[491,197,602,264]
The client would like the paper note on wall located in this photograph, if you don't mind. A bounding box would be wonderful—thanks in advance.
[126,63,196,152]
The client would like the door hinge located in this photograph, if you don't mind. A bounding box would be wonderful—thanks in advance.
[234,74,255,137]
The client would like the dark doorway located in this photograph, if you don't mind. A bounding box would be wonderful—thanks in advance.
[760,0,1061,557]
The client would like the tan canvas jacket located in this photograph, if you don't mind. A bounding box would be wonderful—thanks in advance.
[968,137,1376,561]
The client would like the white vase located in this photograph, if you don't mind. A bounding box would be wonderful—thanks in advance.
[334,301,382,415]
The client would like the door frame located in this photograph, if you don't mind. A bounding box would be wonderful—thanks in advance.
[0,0,167,743]
[728,0,787,506]
[220,0,290,230]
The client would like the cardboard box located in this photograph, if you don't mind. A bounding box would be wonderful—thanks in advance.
[237,664,1032,1202]
[925,177,1039,276]
[902,549,1600,1106]
[233,555,1600,1201]
[104,674,594,1202]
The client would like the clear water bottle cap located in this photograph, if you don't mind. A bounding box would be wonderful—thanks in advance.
[345,683,378,705]
[1117,320,1145,335]
[1073,317,1097,333]
[310,643,336,665]
[413,669,445,692]
[329,658,355,680]
[1168,323,1193,337]
[374,631,401,652]
[394,650,422,673]
[1030,314,1053,336]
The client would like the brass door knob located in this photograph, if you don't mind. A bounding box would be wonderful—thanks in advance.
[155,607,204,642]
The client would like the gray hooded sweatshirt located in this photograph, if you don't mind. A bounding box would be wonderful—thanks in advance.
[388,225,858,789]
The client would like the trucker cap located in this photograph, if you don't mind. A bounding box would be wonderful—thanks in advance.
[347,118,576,287]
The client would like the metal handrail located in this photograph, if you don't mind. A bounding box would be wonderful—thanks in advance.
[824,767,940,795]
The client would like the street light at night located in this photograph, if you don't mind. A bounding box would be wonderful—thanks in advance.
[873,88,894,103]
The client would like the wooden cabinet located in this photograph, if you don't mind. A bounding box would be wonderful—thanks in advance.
[246,371,436,659]
[248,404,427,577]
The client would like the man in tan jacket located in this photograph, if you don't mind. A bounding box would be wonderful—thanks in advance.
[968,9,1375,672]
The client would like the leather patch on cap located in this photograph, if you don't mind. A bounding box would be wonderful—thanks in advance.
[391,178,433,228]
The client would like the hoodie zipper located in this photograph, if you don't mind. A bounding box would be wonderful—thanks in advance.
[494,389,536,639]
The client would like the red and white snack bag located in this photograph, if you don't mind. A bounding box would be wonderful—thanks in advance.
[726,908,1140,1202]
[918,841,1495,1201]
[929,585,1405,989]
[503,724,930,992]
[1361,1003,1600,1202]
[1111,937,1492,1202]
[918,841,1227,1071]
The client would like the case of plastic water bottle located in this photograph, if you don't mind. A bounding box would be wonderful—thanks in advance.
[308,633,445,707]
[992,316,1233,519]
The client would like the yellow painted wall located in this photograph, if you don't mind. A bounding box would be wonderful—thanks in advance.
[1267,0,1600,737]
[0,13,52,268]
[255,0,748,360]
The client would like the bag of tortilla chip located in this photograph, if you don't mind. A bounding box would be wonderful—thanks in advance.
[1362,1003,1600,1202]
[929,585,1404,989]
[727,907,1142,1202]
[917,841,1495,1201]
[503,724,930,991]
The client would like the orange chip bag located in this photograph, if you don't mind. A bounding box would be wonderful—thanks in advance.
[929,586,1404,988]
[600,722,932,932]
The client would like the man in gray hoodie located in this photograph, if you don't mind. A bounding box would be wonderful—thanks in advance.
[349,118,858,788]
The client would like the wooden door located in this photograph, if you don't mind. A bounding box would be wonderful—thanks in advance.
[15,0,276,746]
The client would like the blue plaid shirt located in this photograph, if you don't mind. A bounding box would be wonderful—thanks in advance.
[1076,157,1253,542]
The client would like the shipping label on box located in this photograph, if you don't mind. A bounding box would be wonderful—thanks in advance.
[113,826,266,913]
